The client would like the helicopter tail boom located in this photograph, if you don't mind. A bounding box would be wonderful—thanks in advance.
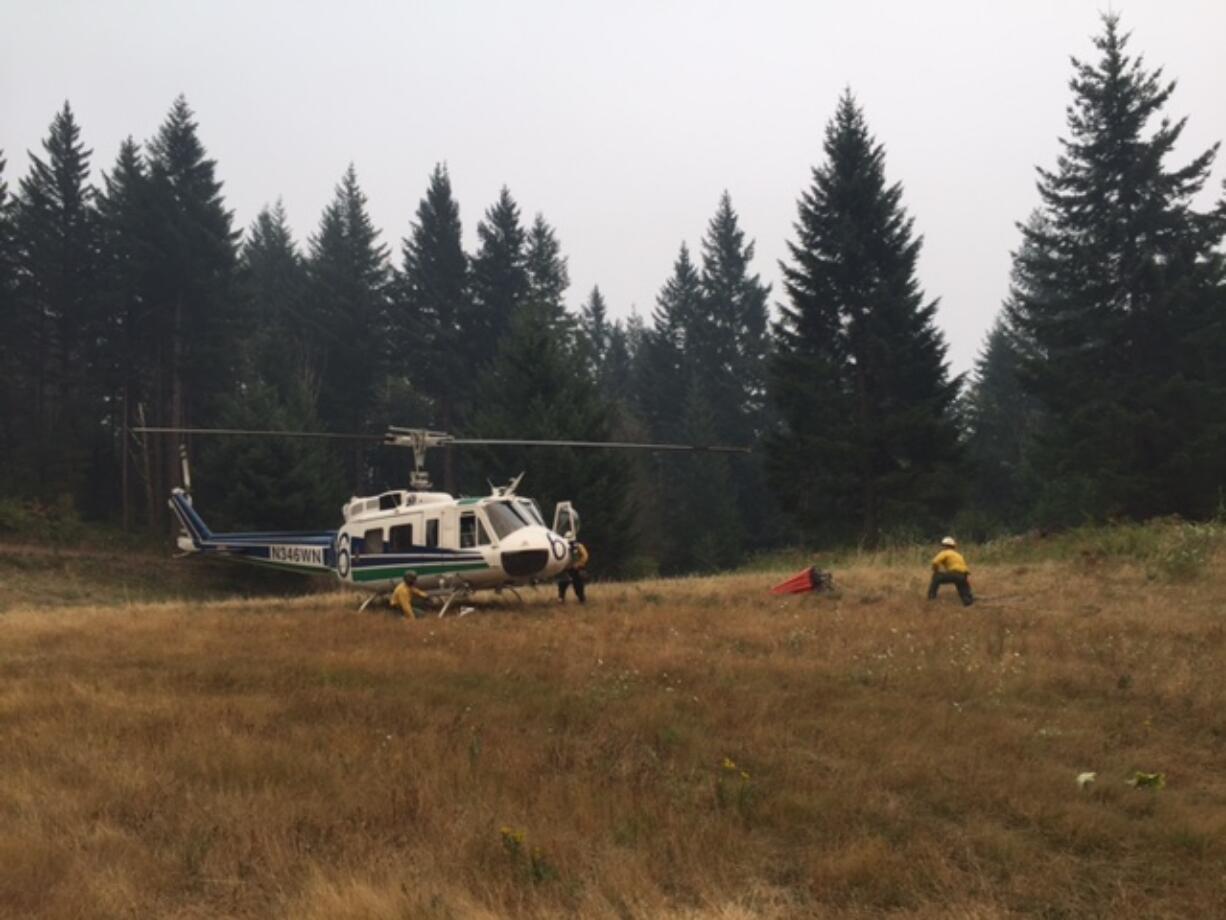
[167,489,336,575]
[170,489,213,546]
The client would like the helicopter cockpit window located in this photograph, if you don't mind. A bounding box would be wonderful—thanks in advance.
[483,501,528,540]
[378,493,399,511]
[363,528,384,555]
[516,499,544,526]
[389,524,413,552]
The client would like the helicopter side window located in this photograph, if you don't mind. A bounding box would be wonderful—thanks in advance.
[459,514,491,548]
[389,524,413,552]
[425,518,440,548]
[379,493,399,511]
[363,528,384,555]
[484,502,528,540]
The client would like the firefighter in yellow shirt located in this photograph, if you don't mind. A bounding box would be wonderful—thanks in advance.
[390,572,430,618]
[557,540,589,604]
[928,536,974,606]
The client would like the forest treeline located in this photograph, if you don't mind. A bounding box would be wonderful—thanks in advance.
[1,16,1224,574]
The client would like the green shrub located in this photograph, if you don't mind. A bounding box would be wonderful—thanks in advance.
[0,496,85,544]
[1149,522,1219,581]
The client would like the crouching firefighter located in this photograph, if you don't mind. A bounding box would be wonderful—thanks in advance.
[928,536,974,607]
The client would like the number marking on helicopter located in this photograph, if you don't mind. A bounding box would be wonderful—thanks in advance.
[269,545,327,567]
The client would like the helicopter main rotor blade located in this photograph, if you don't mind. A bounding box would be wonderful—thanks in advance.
[449,438,751,454]
[131,426,379,441]
[132,427,752,453]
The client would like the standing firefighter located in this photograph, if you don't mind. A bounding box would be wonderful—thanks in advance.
[929,537,974,607]
[557,540,589,604]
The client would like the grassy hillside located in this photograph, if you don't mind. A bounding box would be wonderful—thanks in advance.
[0,543,334,611]
[2,538,1224,918]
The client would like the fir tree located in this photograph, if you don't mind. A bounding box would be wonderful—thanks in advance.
[471,220,634,572]
[631,243,742,573]
[695,192,775,554]
[11,103,98,501]
[391,165,471,489]
[470,187,528,357]
[962,316,1041,532]
[696,192,771,442]
[635,244,701,438]
[0,151,16,483]
[1008,16,1226,521]
[142,96,240,527]
[602,320,634,401]
[94,138,157,523]
[580,285,610,371]
[769,92,961,546]
[240,201,311,398]
[676,380,744,571]
[525,214,571,330]
[196,380,346,532]
[305,164,389,456]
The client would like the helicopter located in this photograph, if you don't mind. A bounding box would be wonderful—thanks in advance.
[135,426,748,615]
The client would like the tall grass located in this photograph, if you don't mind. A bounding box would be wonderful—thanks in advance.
[746,517,1226,582]
[2,549,1224,918]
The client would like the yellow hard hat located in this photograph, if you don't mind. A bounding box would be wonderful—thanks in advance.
[941,536,957,548]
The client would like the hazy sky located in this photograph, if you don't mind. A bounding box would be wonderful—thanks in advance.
[3,0,1224,374]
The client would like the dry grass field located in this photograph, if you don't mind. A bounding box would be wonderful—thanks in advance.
[2,541,1225,918]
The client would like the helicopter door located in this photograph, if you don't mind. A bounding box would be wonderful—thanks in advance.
[552,502,579,539]
[439,509,458,549]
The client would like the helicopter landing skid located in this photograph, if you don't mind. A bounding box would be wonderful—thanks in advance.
[437,586,474,618]
[358,592,385,613]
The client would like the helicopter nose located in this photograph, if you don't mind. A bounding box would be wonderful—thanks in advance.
[501,548,550,577]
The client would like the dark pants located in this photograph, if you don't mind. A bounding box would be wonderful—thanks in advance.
[928,571,974,606]
[558,568,586,603]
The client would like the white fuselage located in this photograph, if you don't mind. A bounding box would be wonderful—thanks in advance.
[334,490,573,592]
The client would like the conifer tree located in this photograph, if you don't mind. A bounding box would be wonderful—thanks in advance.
[94,138,156,523]
[631,243,740,572]
[196,381,346,531]
[676,380,744,571]
[962,316,1040,532]
[469,187,528,357]
[0,152,16,484]
[580,285,610,371]
[240,201,311,397]
[1007,15,1226,521]
[696,192,775,553]
[471,219,635,572]
[305,164,389,463]
[769,92,961,545]
[137,97,240,527]
[696,192,771,443]
[635,244,701,438]
[391,165,472,489]
[602,320,634,401]
[524,214,571,330]
[11,103,98,501]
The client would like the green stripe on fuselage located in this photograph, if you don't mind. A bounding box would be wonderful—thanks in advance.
[352,561,489,583]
